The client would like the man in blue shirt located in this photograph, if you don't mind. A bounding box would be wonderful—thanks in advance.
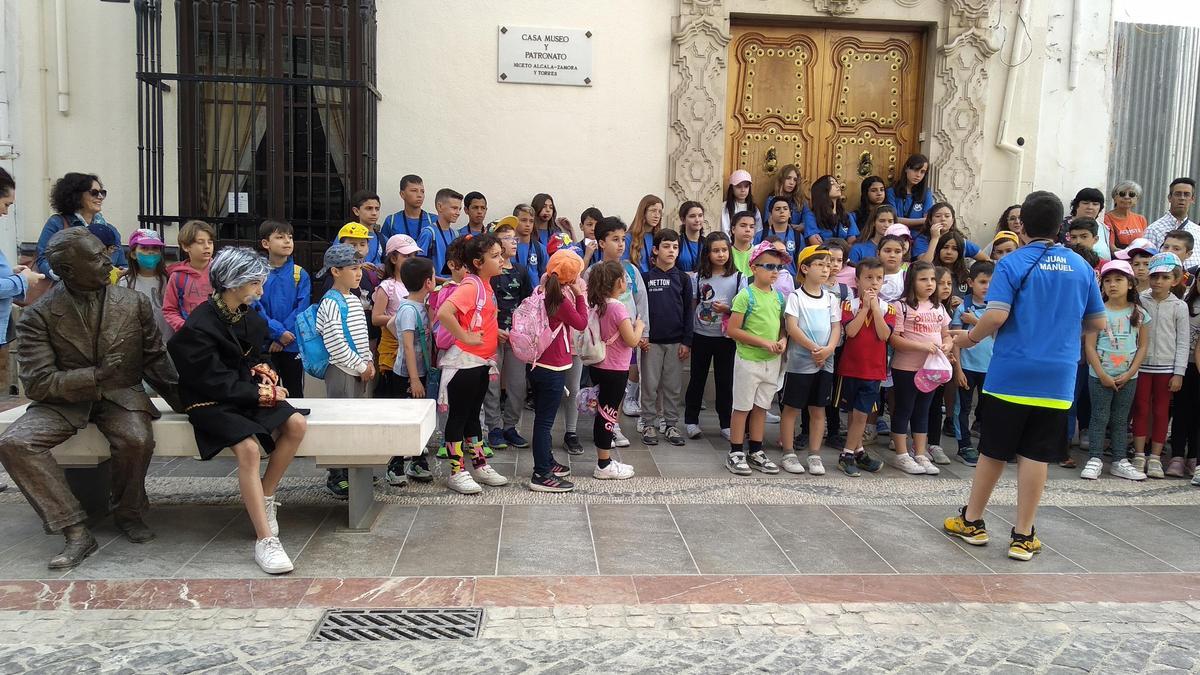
[944,191,1105,562]
[380,175,437,241]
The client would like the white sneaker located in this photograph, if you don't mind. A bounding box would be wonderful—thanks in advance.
[1131,453,1146,472]
[658,420,667,433]
[1146,456,1165,479]
[720,428,731,441]
[264,494,280,538]
[613,428,631,448]
[636,417,646,434]
[806,455,826,476]
[1111,458,1147,481]
[593,460,635,480]
[914,454,940,475]
[891,452,925,475]
[1080,457,1103,480]
[1192,473,1200,486]
[254,536,293,575]
[928,445,951,465]
[685,424,703,439]
[765,411,781,424]
[447,471,483,494]
[780,453,806,474]
[470,464,509,487]
[623,395,641,417]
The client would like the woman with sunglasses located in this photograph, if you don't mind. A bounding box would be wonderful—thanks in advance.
[1105,181,1148,251]
[36,172,126,280]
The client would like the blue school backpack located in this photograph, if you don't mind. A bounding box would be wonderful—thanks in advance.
[295,289,359,379]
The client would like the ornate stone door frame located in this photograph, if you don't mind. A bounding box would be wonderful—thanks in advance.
[667,0,1001,236]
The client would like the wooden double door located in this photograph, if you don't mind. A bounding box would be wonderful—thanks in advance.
[725,24,925,211]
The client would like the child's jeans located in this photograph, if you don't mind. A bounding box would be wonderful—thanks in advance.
[1132,372,1173,444]
[1066,362,1091,442]
[528,365,566,476]
[1088,376,1137,460]
[957,369,986,448]
[483,342,526,431]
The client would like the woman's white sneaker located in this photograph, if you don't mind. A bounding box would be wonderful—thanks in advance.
[612,428,631,448]
[806,455,826,475]
[263,494,280,537]
[1080,457,1103,480]
[685,424,703,439]
[447,471,483,494]
[914,454,940,475]
[891,452,926,475]
[928,445,951,465]
[593,460,635,480]
[470,464,509,487]
[254,537,293,575]
[1110,458,1147,481]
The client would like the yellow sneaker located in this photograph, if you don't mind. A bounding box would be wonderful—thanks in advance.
[943,506,989,545]
[1008,528,1042,561]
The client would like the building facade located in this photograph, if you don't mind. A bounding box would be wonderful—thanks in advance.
[2,0,1120,267]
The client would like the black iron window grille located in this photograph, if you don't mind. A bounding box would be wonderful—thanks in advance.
[135,0,378,273]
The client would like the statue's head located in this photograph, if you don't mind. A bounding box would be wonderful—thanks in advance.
[46,227,113,292]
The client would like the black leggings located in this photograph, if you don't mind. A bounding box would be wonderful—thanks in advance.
[891,369,934,436]
[445,365,490,443]
[590,366,629,450]
[1171,363,1200,460]
[684,334,735,428]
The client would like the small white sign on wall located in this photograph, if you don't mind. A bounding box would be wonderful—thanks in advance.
[497,25,593,87]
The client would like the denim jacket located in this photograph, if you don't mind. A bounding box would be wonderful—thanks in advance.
[36,212,127,279]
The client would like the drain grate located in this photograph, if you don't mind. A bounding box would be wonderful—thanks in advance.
[310,608,484,642]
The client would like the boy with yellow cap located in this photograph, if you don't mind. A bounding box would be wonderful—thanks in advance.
[323,222,382,356]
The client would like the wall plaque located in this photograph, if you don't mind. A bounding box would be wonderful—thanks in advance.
[498,25,593,86]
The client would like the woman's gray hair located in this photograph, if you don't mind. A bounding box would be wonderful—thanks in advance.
[1112,180,1142,198]
[208,246,270,292]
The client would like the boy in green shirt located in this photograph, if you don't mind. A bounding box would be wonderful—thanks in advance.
[725,241,789,475]
[730,211,757,275]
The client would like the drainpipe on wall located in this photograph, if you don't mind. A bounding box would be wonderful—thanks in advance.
[54,0,69,114]
[0,0,17,161]
[996,0,1033,206]
[1068,0,1083,90]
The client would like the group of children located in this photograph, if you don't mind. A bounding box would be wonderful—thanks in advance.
[99,166,1200,512]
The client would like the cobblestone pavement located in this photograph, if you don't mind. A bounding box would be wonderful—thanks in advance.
[2,602,1200,673]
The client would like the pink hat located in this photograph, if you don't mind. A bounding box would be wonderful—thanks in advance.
[128,228,165,248]
[1100,259,1135,279]
[884,223,912,239]
[385,234,422,256]
[1114,237,1157,260]
[728,169,753,187]
[748,240,792,266]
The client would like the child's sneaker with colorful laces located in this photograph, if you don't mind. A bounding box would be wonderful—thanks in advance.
[943,506,989,545]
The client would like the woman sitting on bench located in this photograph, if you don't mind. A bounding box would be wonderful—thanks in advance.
[167,246,309,575]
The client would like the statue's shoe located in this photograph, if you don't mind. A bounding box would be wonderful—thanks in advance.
[115,518,156,544]
[48,530,98,569]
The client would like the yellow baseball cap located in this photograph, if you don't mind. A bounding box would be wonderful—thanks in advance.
[794,244,828,266]
[491,215,520,232]
[992,230,1019,247]
[337,222,371,241]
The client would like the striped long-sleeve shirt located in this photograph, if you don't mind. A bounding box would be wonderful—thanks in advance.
[316,290,372,376]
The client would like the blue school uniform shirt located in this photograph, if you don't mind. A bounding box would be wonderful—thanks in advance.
[418,223,462,276]
[849,240,877,264]
[885,186,934,221]
[754,225,802,274]
[677,234,703,275]
[982,242,1105,408]
[911,233,981,260]
[952,299,993,373]
[634,233,656,273]
[255,259,312,353]
[516,238,547,288]
[380,210,437,241]
[806,212,860,242]
[762,198,814,231]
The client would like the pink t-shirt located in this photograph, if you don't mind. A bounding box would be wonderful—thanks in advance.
[596,298,634,371]
[890,300,950,372]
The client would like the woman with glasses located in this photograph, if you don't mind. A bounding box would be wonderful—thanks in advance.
[36,172,127,279]
[1105,181,1147,251]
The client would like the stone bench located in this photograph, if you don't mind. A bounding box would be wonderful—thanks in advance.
[0,398,435,531]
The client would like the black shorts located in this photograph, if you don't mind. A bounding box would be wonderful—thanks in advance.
[781,371,833,410]
[836,376,880,415]
[978,394,1067,463]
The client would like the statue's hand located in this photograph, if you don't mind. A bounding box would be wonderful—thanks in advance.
[95,353,124,381]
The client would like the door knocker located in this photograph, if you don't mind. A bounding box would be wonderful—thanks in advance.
[765,147,778,175]
[857,151,873,177]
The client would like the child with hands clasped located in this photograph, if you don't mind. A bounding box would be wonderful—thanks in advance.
[835,258,891,476]
[435,234,509,495]
[887,261,953,475]
[725,242,789,476]
[1082,260,1150,481]
[778,246,842,475]
[1131,252,1190,478]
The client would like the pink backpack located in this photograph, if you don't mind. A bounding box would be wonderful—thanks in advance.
[432,275,487,351]
[509,286,566,363]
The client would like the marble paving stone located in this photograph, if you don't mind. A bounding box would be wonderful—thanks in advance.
[633,574,802,604]
[1061,506,1200,571]
[64,507,239,580]
[935,573,1115,603]
[119,577,315,610]
[669,504,796,574]
[786,574,957,603]
[750,505,895,574]
[473,575,638,606]
[834,504,992,574]
[299,576,474,608]
[390,505,502,577]
[1135,505,1200,537]
[588,504,698,575]
[906,504,1087,574]
[984,506,1167,574]
[0,579,148,610]
[0,525,126,581]
[496,505,597,576]
[174,506,332,579]
[293,505,417,578]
